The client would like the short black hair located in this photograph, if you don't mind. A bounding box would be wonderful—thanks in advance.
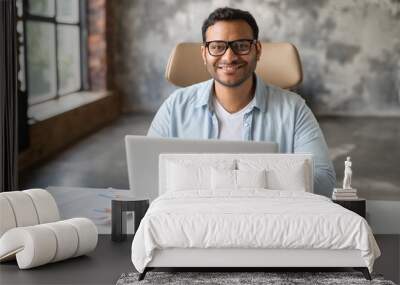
[201,7,259,42]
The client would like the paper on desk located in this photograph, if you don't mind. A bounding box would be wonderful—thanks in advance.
[46,186,135,234]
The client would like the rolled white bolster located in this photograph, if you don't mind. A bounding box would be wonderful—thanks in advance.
[23,189,60,223]
[42,221,79,262]
[1,192,39,227]
[0,218,98,269]
[0,196,17,237]
[0,226,57,269]
[64,218,98,257]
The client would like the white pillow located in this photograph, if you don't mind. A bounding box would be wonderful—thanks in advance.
[236,169,267,189]
[268,163,307,191]
[238,159,309,191]
[211,168,267,190]
[211,168,236,190]
[166,160,235,191]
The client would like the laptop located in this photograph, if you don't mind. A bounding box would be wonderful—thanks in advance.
[125,135,278,201]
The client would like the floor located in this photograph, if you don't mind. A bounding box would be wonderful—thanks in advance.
[16,113,400,284]
[0,235,398,284]
[19,113,151,191]
[0,235,133,285]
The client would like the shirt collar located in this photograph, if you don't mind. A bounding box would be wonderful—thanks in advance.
[194,78,214,109]
[194,74,268,113]
[253,74,268,112]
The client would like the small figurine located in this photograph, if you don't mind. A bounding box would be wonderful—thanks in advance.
[343,156,352,190]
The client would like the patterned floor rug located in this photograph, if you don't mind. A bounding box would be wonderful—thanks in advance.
[116,271,396,285]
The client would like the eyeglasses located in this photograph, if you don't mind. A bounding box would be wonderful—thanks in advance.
[204,39,257,56]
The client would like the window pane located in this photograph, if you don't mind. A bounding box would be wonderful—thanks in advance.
[16,0,26,92]
[28,0,55,17]
[17,21,26,92]
[56,0,79,24]
[57,25,81,95]
[26,21,57,103]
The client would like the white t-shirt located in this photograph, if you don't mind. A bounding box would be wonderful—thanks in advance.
[213,96,255,140]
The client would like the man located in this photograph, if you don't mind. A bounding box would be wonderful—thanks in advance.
[147,7,336,197]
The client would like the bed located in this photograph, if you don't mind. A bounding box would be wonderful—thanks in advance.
[131,153,380,280]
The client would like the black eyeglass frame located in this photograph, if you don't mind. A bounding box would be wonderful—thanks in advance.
[204,39,258,56]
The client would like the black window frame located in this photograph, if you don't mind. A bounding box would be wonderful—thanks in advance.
[21,0,89,106]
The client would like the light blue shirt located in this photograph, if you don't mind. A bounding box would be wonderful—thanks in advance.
[148,75,336,197]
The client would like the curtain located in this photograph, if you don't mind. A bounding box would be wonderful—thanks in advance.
[0,0,18,192]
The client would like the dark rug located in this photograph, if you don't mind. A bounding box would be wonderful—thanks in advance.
[116,271,396,285]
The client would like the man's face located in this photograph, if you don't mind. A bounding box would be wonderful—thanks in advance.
[201,20,261,88]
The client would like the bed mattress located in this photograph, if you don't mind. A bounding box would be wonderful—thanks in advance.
[131,190,380,273]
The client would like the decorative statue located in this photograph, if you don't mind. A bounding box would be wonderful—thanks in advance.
[343,156,352,189]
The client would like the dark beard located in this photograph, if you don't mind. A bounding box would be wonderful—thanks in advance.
[209,57,257,88]
[213,74,251,88]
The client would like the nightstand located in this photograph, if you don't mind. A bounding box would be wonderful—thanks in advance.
[332,198,366,218]
[111,197,149,241]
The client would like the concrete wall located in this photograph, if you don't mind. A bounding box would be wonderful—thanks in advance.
[110,0,400,116]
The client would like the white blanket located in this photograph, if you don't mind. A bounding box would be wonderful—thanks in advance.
[131,190,380,273]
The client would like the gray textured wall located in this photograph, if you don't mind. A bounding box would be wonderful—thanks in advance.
[110,0,400,116]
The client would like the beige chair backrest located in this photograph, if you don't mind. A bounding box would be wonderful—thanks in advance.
[165,42,303,89]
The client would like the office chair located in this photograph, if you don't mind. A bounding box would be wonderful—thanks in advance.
[165,42,303,90]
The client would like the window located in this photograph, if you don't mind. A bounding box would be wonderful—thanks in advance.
[18,0,88,105]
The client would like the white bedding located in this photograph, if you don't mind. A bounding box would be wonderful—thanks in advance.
[131,190,380,273]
